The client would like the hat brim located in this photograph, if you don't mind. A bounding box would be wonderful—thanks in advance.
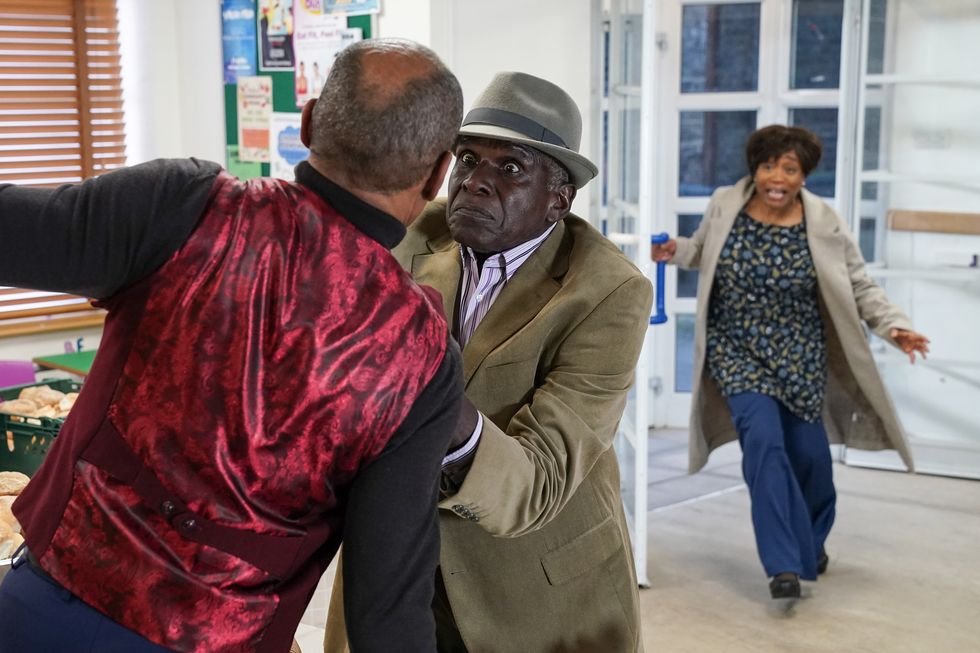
[458,124,598,189]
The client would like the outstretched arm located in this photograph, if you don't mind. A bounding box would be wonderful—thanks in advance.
[440,273,653,537]
[835,212,927,360]
[0,158,220,299]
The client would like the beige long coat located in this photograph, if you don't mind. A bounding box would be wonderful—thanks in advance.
[674,177,915,473]
[325,200,652,653]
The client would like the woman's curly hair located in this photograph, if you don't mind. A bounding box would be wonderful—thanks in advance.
[745,125,823,177]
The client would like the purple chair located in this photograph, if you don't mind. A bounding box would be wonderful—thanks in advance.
[0,360,36,390]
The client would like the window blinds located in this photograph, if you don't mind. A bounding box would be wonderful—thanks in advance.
[0,0,124,337]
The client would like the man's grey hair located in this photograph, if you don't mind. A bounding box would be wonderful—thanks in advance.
[309,39,463,194]
[538,151,571,190]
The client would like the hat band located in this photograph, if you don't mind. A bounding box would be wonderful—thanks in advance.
[462,108,568,149]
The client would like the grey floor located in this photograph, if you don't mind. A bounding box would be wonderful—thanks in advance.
[294,429,980,652]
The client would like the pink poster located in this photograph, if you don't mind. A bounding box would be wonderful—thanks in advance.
[293,4,361,107]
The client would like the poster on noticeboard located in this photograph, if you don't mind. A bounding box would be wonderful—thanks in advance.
[237,76,272,162]
[269,112,309,180]
[293,7,362,108]
[221,0,257,83]
[258,0,295,70]
[320,0,381,17]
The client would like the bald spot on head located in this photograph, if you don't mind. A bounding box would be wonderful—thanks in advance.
[357,45,435,106]
[308,39,463,194]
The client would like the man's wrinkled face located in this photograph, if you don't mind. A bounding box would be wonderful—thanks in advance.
[447,137,570,254]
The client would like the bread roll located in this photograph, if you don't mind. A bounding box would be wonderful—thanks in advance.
[0,398,38,416]
[1,532,24,560]
[0,519,15,558]
[17,385,49,403]
[0,471,30,496]
[0,519,21,559]
[33,387,66,406]
[0,496,18,534]
[58,392,78,412]
[34,405,57,419]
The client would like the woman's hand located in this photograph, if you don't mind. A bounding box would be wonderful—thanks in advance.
[890,328,930,364]
[289,638,302,653]
[651,239,677,262]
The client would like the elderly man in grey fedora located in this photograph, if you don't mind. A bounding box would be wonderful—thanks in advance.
[324,71,652,653]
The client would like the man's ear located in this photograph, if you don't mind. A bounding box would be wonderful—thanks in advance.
[548,183,576,223]
[299,98,317,148]
[422,151,453,201]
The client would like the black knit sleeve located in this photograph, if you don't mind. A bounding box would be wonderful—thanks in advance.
[0,158,222,299]
[341,337,463,653]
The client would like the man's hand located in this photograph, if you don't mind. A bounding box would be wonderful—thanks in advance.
[651,239,677,262]
[890,328,930,364]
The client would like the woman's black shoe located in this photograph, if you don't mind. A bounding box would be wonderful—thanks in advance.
[769,573,801,599]
[817,549,829,575]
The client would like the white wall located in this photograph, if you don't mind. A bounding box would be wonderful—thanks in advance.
[118,0,225,164]
[377,0,439,46]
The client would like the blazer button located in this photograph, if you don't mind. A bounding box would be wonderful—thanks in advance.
[451,505,479,522]
[161,500,177,517]
[179,518,198,532]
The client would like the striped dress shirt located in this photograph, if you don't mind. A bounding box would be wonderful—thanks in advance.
[455,222,557,347]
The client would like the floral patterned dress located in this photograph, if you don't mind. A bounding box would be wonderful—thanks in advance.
[706,209,826,422]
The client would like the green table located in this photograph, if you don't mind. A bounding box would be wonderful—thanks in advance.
[32,350,97,377]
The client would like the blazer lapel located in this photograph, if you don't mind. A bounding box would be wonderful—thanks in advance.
[411,241,462,324]
[461,220,569,385]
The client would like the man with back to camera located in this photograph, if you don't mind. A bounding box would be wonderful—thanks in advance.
[326,71,653,652]
[0,38,467,653]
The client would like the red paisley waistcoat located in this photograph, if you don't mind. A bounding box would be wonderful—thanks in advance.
[13,172,448,652]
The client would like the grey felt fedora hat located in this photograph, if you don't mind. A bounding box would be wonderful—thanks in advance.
[458,72,598,189]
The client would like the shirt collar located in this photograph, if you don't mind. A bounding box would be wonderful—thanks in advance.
[459,222,558,274]
[294,160,406,250]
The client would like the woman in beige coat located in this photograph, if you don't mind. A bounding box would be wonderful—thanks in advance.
[652,125,929,599]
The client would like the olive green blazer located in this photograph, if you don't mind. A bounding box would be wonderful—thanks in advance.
[673,177,915,473]
[405,200,651,652]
